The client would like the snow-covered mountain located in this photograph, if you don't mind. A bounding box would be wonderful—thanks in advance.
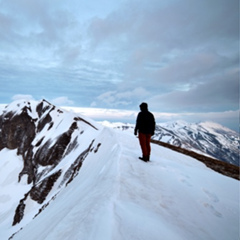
[0,100,239,240]
[101,120,239,166]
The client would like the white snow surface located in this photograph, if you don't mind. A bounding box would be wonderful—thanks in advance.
[0,109,239,240]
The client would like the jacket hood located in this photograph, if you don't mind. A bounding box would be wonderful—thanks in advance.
[140,102,148,111]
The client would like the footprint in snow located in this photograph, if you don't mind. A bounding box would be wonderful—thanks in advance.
[178,174,192,187]
[180,178,192,187]
[202,188,219,203]
[203,203,222,218]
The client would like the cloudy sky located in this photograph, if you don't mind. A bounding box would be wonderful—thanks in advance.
[0,0,239,130]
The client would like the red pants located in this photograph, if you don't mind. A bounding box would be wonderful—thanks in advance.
[138,133,151,158]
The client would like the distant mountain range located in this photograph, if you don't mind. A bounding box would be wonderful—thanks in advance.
[101,120,239,166]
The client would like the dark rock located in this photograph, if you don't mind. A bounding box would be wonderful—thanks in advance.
[12,193,29,226]
[0,110,35,154]
[30,170,62,204]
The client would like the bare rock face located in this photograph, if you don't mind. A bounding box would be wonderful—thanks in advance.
[0,99,100,227]
[0,104,36,153]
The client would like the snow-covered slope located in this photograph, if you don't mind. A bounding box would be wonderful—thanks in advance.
[154,120,239,166]
[101,120,239,166]
[0,99,103,239]
[0,100,239,240]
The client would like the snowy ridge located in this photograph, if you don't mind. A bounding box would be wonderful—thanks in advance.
[0,100,239,240]
[101,120,239,166]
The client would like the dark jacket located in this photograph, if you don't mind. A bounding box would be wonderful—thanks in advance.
[135,109,155,135]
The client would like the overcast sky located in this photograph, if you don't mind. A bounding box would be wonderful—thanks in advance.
[0,0,239,131]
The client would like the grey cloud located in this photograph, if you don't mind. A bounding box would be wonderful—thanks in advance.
[147,71,239,112]
[88,0,238,91]
[0,11,14,35]
[0,0,82,66]
[151,50,238,86]
[95,87,150,108]
[88,0,239,115]
[88,0,238,51]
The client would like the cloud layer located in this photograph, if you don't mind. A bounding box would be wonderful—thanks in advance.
[0,0,238,130]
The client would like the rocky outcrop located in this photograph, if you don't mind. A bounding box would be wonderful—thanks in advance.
[0,104,36,153]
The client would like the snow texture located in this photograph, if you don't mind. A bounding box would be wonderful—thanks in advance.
[0,101,239,240]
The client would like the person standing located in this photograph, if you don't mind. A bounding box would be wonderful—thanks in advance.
[134,102,155,162]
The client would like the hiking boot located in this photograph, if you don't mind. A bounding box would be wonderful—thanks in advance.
[139,156,148,162]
